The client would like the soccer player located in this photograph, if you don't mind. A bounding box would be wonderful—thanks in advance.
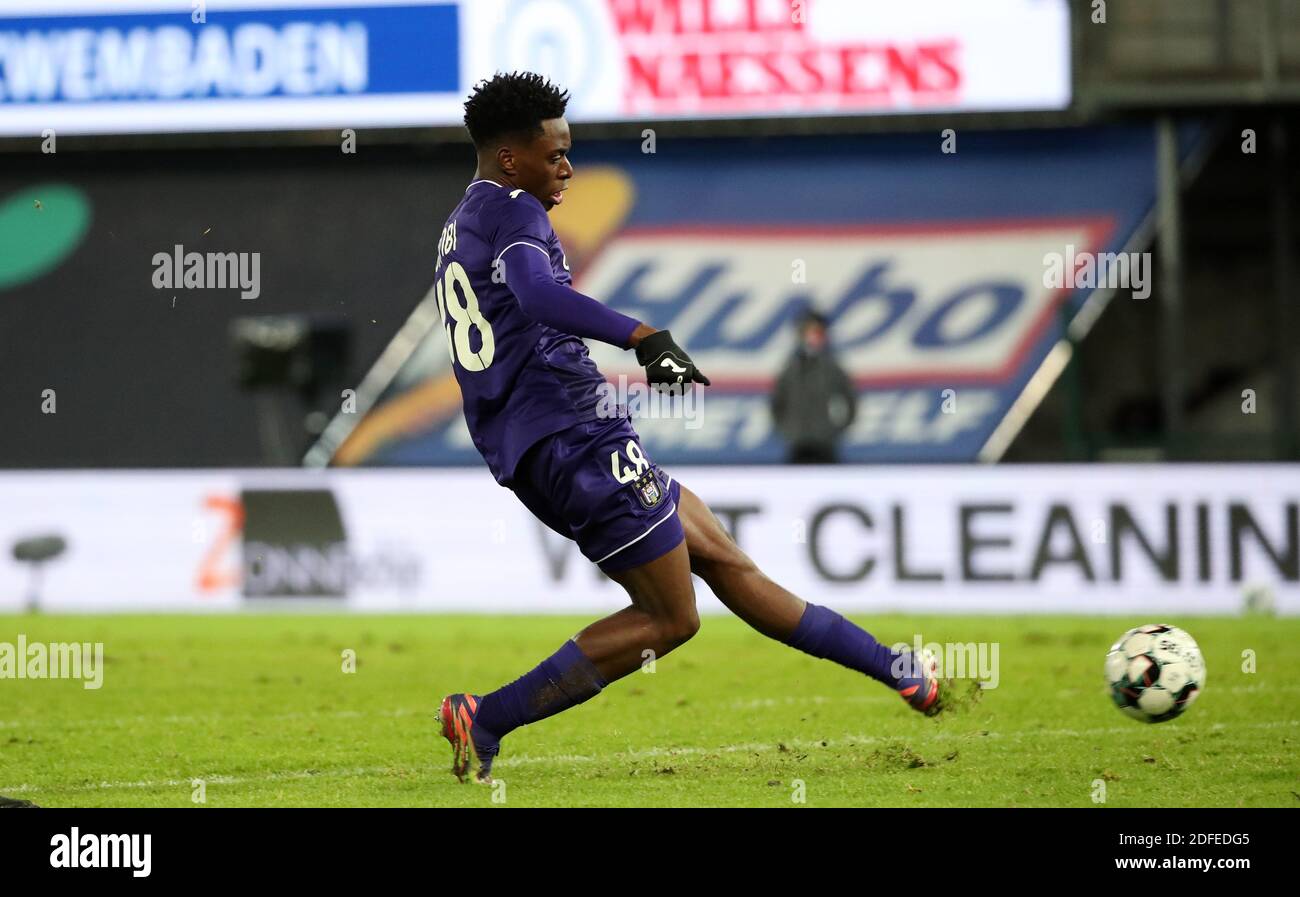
[436,72,940,784]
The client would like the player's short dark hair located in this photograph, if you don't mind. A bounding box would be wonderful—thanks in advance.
[463,71,570,148]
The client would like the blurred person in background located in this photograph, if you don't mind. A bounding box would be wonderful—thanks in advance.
[771,310,857,464]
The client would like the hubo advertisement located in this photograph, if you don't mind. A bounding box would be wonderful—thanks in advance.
[345,126,1192,467]
[0,0,1071,136]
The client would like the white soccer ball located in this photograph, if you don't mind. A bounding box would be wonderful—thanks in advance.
[1104,624,1205,723]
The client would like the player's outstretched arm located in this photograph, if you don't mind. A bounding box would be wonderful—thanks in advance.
[501,244,641,347]
[501,243,709,386]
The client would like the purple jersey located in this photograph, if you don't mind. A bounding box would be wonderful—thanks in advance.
[434,180,610,484]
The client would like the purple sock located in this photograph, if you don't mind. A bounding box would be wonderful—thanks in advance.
[786,603,902,687]
[473,639,608,741]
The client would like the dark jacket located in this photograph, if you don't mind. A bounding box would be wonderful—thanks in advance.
[771,348,857,460]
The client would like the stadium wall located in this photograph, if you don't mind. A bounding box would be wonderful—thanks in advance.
[0,144,471,467]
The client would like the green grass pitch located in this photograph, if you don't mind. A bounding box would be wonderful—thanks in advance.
[0,613,1295,807]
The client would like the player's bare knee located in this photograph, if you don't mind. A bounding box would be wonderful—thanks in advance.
[661,607,701,648]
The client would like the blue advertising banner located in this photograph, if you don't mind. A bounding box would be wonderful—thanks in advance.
[0,1,460,133]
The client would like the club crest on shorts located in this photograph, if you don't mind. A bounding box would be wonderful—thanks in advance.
[631,469,665,509]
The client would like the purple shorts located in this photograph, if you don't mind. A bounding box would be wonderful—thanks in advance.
[509,416,684,573]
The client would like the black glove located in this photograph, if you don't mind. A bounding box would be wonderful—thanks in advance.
[635,329,710,389]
